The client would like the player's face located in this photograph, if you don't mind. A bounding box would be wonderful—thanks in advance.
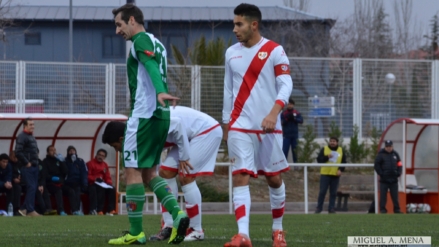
[115,13,133,40]
[24,120,35,133]
[109,141,122,153]
[287,103,294,110]
[233,15,254,44]
[0,159,7,169]
[329,139,338,148]
[48,146,56,157]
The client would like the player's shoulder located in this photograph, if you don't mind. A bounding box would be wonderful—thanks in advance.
[225,42,243,55]
[133,32,154,45]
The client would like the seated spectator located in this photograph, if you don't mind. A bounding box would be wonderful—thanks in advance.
[43,145,75,216]
[9,151,25,216]
[0,153,13,211]
[86,149,116,216]
[35,149,56,215]
[64,145,87,216]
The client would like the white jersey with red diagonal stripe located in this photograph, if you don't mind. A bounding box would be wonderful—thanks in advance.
[162,106,222,176]
[222,38,293,130]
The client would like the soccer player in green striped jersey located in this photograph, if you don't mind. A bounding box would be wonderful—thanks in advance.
[106,4,189,245]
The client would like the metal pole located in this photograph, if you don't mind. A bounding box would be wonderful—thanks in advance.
[69,0,73,113]
[304,166,308,214]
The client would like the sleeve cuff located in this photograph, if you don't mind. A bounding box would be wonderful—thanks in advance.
[275,100,285,108]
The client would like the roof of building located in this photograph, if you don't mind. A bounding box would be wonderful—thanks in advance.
[6,5,330,22]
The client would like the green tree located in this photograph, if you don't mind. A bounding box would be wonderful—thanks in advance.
[171,34,231,65]
[296,125,320,163]
[349,125,368,163]
[366,126,382,163]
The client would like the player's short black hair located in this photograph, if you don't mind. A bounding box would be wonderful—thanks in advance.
[288,98,295,104]
[96,149,108,157]
[234,3,262,23]
[46,145,54,153]
[0,153,9,161]
[23,117,33,127]
[102,121,126,144]
[329,136,339,143]
[112,3,144,25]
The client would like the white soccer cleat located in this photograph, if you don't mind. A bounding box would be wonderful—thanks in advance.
[184,227,204,242]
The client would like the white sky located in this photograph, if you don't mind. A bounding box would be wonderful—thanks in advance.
[10,0,439,39]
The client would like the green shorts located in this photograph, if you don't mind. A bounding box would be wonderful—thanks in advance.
[122,117,170,169]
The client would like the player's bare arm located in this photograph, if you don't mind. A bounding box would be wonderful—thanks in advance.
[261,103,283,133]
[222,124,229,142]
[158,93,180,107]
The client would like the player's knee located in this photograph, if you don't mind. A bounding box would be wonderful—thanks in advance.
[158,168,177,179]
[266,175,283,188]
[179,176,195,185]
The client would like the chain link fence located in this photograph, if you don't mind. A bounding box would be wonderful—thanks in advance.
[0,59,437,138]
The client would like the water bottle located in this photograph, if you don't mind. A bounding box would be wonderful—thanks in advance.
[8,203,13,217]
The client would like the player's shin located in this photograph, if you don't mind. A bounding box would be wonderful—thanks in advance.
[182,181,202,231]
[269,181,285,231]
[233,185,251,237]
[126,183,146,236]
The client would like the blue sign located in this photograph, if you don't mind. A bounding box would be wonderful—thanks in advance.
[309,107,335,117]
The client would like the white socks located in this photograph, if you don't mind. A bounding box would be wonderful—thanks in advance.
[161,177,178,228]
[233,185,251,237]
[182,181,202,231]
[269,181,285,231]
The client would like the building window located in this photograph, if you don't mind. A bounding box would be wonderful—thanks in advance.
[25,32,41,45]
[102,35,124,58]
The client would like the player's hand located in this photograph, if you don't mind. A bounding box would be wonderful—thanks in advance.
[26,162,31,168]
[261,112,277,133]
[179,160,194,176]
[222,124,229,142]
[5,181,12,189]
[157,93,180,107]
[38,185,43,193]
[336,170,342,177]
[13,178,20,184]
[327,153,333,158]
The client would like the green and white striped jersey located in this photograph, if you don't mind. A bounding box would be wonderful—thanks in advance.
[127,32,169,119]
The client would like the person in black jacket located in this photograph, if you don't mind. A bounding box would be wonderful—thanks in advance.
[15,118,40,217]
[35,150,56,215]
[374,140,402,214]
[64,145,88,215]
[9,151,25,216]
[43,145,75,216]
[0,153,13,211]
[281,98,303,163]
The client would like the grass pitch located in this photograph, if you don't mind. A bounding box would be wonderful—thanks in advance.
[0,213,438,247]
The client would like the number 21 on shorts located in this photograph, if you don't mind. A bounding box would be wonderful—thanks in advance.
[124,150,138,161]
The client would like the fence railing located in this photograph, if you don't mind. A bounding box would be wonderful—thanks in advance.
[121,162,377,215]
[1,58,438,138]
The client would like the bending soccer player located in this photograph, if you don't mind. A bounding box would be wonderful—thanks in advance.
[149,106,222,242]
[107,3,189,245]
[222,3,293,247]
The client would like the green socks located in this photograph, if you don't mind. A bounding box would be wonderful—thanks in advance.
[126,183,145,236]
[150,176,181,219]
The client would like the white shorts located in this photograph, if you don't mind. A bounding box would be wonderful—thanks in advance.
[227,130,289,177]
[161,126,222,177]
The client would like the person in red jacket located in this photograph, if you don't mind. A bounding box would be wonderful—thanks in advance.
[86,149,116,215]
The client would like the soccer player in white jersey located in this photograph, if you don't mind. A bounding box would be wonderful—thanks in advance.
[149,106,222,242]
[107,4,188,245]
[222,3,293,247]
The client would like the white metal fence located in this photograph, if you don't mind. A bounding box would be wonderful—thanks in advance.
[1,58,438,137]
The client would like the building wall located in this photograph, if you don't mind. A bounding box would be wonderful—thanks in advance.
[0,20,330,63]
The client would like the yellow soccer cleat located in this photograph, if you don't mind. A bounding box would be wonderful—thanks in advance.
[108,231,146,245]
[168,211,190,244]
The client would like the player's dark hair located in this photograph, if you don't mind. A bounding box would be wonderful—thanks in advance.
[234,3,262,23]
[329,136,339,143]
[0,153,9,161]
[112,4,144,25]
[96,149,108,157]
[102,121,126,144]
[288,98,295,104]
[23,117,33,127]
[46,145,54,153]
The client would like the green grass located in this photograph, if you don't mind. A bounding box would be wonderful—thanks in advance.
[1,214,438,246]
